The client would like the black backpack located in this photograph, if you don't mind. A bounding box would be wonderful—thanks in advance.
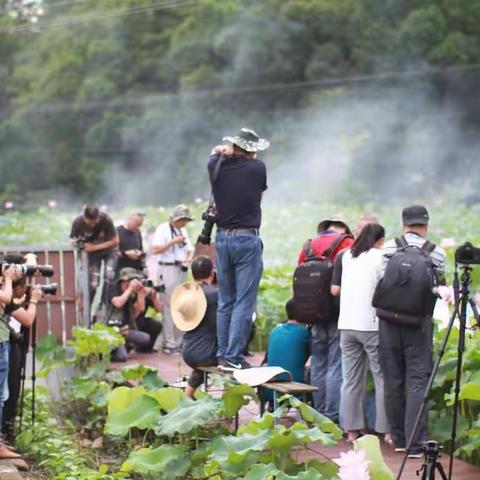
[372,236,436,327]
[293,235,346,324]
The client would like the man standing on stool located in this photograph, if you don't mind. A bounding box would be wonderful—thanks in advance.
[208,128,269,370]
[152,205,193,354]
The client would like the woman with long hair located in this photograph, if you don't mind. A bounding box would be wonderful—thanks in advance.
[331,222,391,444]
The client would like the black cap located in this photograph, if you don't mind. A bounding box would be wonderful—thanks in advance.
[402,205,429,226]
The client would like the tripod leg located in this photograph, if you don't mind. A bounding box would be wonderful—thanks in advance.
[447,291,468,479]
[396,308,458,480]
[436,462,448,480]
[31,320,37,427]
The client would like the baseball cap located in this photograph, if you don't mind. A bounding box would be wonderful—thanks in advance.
[402,205,429,226]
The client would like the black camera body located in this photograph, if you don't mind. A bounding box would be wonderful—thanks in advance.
[455,242,480,265]
[140,278,165,293]
[197,205,219,245]
[106,318,124,328]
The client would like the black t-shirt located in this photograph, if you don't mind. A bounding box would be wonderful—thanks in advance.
[182,284,218,367]
[208,154,267,229]
[117,225,144,271]
[70,212,116,258]
[331,249,346,286]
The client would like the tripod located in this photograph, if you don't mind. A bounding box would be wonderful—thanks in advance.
[397,263,479,479]
[416,441,448,480]
[17,317,37,432]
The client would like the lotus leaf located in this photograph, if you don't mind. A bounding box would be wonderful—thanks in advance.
[147,387,186,411]
[306,459,339,479]
[155,395,219,436]
[120,363,158,381]
[460,381,480,401]
[222,383,258,417]
[107,386,145,414]
[276,469,323,480]
[121,445,190,477]
[240,462,278,480]
[238,413,275,435]
[209,430,271,463]
[354,434,394,480]
[283,395,343,439]
[105,394,160,436]
[141,370,167,389]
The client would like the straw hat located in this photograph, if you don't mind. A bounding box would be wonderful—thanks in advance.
[171,282,207,332]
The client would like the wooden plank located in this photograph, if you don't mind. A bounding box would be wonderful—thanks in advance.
[262,381,318,393]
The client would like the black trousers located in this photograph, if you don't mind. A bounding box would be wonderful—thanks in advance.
[378,317,433,451]
[2,341,24,433]
[136,317,163,351]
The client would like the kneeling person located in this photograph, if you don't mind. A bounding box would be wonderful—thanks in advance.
[172,256,217,397]
[106,268,162,362]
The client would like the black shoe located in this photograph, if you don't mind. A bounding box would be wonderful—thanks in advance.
[219,359,252,371]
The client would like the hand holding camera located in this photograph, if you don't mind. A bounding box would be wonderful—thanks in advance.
[171,235,186,246]
[30,286,44,303]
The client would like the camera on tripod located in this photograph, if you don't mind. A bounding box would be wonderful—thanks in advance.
[197,203,218,245]
[455,242,480,265]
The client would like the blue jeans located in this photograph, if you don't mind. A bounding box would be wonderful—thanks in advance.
[215,232,263,364]
[310,322,342,422]
[0,341,10,444]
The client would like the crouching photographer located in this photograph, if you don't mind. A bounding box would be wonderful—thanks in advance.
[105,268,163,362]
[0,265,43,459]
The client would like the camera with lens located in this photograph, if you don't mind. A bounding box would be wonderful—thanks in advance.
[106,318,124,329]
[197,203,218,245]
[39,283,58,295]
[0,254,54,278]
[455,242,480,265]
[74,234,94,251]
[140,278,165,293]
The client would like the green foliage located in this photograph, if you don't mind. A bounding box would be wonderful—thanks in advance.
[15,389,129,480]
[155,395,220,436]
[354,435,394,480]
[105,394,160,436]
[0,1,479,203]
[121,445,190,477]
[69,324,124,367]
[430,326,480,464]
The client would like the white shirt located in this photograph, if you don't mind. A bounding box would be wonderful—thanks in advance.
[152,222,193,263]
[337,248,383,331]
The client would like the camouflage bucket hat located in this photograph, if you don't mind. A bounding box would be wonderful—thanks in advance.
[223,128,270,153]
[170,204,193,222]
[118,267,143,282]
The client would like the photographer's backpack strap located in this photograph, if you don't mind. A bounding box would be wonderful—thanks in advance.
[322,234,346,259]
[303,239,314,260]
[395,236,409,249]
[421,240,436,255]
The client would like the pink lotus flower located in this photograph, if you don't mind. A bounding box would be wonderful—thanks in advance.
[4,201,14,209]
[440,238,456,249]
[333,449,371,480]
[437,285,454,304]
